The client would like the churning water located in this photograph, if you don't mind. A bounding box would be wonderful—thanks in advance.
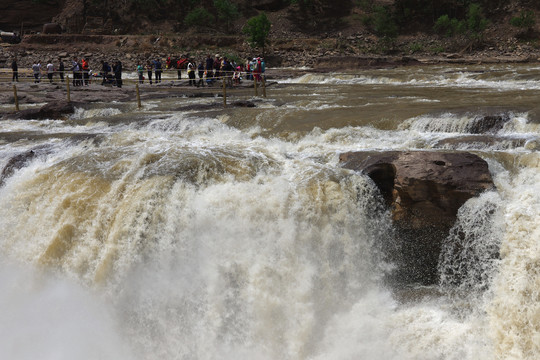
[0,64,539,359]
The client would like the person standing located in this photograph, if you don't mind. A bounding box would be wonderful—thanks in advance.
[213,55,221,81]
[197,61,204,87]
[32,60,41,83]
[11,58,18,82]
[146,60,153,85]
[137,63,144,84]
[176,57,185,80]
[245,57,252,80]
[222,57,233,87]
[154,58,162,83]
[81,58,90,86]
[205,54,213,83]
[101,61,111,85]
[187,59,196,86]
[253,57,262,82]
[46,61,55,83]
[113,60,122,88]
[233,65,241,85]
[58,58,65,82]
[71,57,80,86]
[260,57,266,80]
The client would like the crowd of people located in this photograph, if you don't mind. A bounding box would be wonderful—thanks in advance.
[136,54,266,87]
[9,54,266,88]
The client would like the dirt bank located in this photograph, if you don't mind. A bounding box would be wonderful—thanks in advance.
[2,30,540,74]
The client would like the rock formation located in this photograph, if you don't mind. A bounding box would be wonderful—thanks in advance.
[7,101,75,120]
[0,149,38,186]
[340,150,494,285]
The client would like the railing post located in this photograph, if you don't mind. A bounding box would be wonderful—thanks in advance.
[136,83,142,109]
[66,75,71,103]
[13,84,19,111]
[222,76,227,108]
[262,76,266,98]
[254,76,258,97]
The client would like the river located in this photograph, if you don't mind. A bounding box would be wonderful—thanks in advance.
[0,64,539,359]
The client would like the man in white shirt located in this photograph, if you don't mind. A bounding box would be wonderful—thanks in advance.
[46,61,55,83]
[32,61,41,83]
[187,60,195,86]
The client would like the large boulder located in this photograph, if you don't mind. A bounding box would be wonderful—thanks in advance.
[42,23,62,34]
[8,101,75,120]
[340,151,494,285]
[466,114,511,134]
[0,150,37,186]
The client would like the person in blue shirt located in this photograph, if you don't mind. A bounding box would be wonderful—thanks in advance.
[113,60,122,88]
[153,58,162,83]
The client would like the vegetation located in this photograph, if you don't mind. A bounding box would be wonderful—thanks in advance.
[372,5,398,40]
[510,10,536,30]
[510,9,537,40]
[288,0,353,30]
[433,3,488,40]
[184,7,215,28]
[242,13,271,55]
[466,3,488,38]
[434,15,465,37]
[408,42,424,54]
[213,0,240,32]
[55,0,540,50]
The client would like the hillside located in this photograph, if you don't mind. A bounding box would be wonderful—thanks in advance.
[1,0,540,70]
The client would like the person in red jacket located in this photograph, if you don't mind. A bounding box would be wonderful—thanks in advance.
[81,58,90,86]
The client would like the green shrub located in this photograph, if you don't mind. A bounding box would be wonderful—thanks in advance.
[434,14,453,37]
[433,3,487,39]
[184,7,215,28]
[356,0,373,11]
[361,14,373,27]
[408,42,423,54]
[466,3,488,35]
[434,15,466,37]
[430,45,445,54]
[510,10,536,29]
[373,5,398,39]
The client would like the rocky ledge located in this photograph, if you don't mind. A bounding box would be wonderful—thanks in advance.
[340,150,494,285]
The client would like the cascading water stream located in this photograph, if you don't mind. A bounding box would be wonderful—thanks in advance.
[1,64,539,359]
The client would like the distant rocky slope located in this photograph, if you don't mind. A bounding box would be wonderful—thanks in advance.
[1,0,540,70]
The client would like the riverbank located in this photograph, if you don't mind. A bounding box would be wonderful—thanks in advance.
[2,30,540,74]
[2,54,540,118]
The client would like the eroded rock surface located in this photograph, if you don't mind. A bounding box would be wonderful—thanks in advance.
[340,150,494,285]
[9,101,75,120]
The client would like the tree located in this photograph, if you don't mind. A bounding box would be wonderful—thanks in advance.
[466,3,488,37]
[372,5,398,40]
[185,7,215,28]
[213,0,239,32]
[242,13,271,55]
